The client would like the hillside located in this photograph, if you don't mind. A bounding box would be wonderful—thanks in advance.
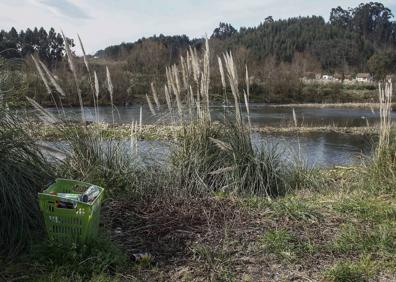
[95,2,396,76]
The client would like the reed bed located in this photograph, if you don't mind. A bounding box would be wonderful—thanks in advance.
[143,40,299,197]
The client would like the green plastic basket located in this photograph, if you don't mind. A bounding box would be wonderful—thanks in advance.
[38,179,104,242]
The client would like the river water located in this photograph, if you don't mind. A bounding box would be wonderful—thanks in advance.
[37,105,380,167]
[43,104,395,127]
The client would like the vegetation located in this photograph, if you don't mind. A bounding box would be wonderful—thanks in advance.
[0,27,70,66]
[0,108,54,257]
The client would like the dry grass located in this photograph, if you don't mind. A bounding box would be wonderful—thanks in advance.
[106,66,115,123]
[62,31,85,122]
[378,80,392,151]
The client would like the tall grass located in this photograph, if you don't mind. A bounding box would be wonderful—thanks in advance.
[62,31,85,123]
[146,41,297,197]
[0,109,54,257]
[363,79,395,192]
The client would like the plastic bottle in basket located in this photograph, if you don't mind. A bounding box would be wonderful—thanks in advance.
[81,185,100,203]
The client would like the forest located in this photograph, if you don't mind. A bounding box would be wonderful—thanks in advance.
[95,2,396,74]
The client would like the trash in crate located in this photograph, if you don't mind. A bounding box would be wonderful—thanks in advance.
[81,185,101,203]
[38,179,105,242]
[49,185,101,209]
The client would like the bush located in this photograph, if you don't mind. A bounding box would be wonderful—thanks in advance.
[171,120,293,197]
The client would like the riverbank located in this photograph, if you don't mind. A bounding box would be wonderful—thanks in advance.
[25,122,379,140]
[268,102,395,109]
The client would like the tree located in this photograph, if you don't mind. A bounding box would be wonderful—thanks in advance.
[351,2,394,43]
[0,27,67,66]
[367,51,396,79]
[265,16,274,24]
[211,22,237,39]
[330,6,352,28]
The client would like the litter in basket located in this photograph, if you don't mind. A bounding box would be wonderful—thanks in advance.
[38,179,104,242]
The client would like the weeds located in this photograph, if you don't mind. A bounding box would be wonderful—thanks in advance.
[325,258,374,282]
[331,223,396,255]
[1,236,126,281]
[258,229,299,261]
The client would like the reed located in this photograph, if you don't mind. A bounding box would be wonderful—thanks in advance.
[94,71,100,99]
[152,43,295,197]
[202,38,211,122]
[151,82,160,109]
[292,108,298,127]
[164,85,172,112]
[378,80,392,152]
[93,71,101,121]
[61,31,85,122]
[146,94,156,116]
[38,60,66,98]
[26,97,60,124]
[244,65,251,128]
[31,55,59,111]
[139,106,143,134]
[218,56,226,92]
[223,52,242,125]
[78,34,98,122]
[106,66,115,123]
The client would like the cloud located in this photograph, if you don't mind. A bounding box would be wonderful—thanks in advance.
[31,0,91,19]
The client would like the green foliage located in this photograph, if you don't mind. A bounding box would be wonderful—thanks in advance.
[0,27,68,66]
[221,123,291,197]
[368,51,396,80]
[270,197,322,222]
[8,237,127,281]
[334,196,396,222]
[325,259,373,282]
[211,22,237,39]
[171,122,226,196]
[258,229,298,260]
[332,223,396,255]
[363,139,396,194]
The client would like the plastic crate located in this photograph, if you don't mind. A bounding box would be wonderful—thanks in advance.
[38,179,104,242]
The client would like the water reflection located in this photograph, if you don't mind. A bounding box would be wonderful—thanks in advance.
[40,105,395,127]
[40,132,372,168]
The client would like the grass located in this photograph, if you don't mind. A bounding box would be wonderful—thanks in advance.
[1,236,127,281]
[325,258,374,282]
[258,229,299,261]
[0,109,54,257]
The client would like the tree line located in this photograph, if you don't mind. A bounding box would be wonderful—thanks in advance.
[94,2,396,77]
[0,27,71,67]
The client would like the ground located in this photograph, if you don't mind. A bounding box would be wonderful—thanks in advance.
[95,167,396,281]
[2,160,396,282]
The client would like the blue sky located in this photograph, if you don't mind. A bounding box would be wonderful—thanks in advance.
[1,0,396,54]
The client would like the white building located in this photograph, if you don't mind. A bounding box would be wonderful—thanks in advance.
[356,73,372,83]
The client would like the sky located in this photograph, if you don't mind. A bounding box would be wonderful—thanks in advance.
[1,0,396,55]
